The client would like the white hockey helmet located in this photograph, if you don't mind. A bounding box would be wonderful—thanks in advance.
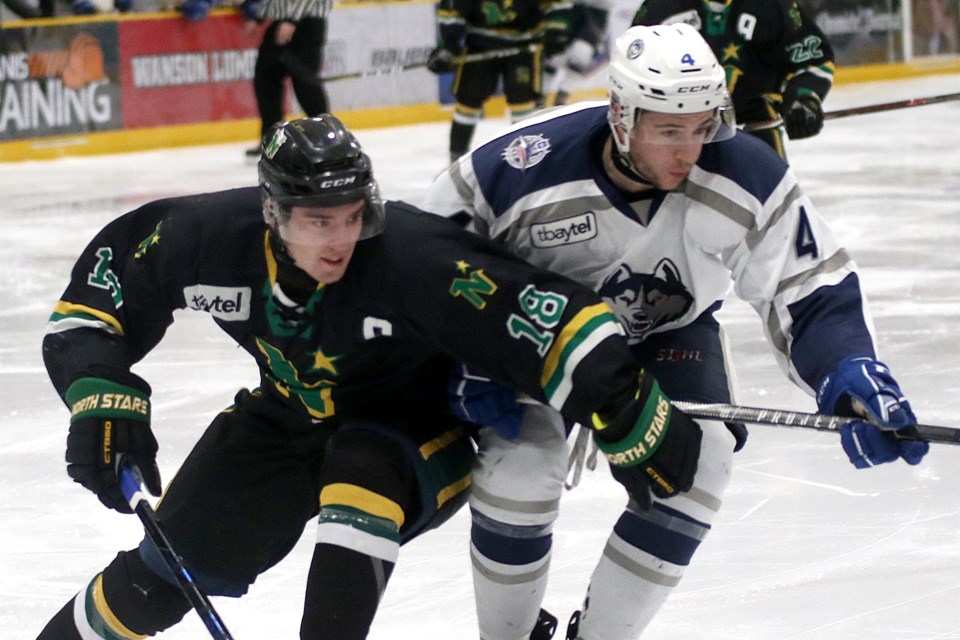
[607,24,735,155]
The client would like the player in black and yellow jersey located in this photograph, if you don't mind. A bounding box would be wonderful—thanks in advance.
[36,114,702,640]
[633,0,835,160]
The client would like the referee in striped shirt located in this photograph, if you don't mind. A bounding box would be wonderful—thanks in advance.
[244,0,333,159]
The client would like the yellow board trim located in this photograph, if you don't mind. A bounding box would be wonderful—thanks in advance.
[320,482,405,528]
[92,574,148,640]
[834,58,960,83]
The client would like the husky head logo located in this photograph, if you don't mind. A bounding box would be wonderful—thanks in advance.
[599,259,693,340]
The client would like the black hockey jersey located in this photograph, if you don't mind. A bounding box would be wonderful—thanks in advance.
[437,0,570,49]
[633,0,835,124]
[43,187,638,430]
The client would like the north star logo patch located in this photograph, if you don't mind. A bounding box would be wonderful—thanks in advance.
[264,128,286,159]
[135,222,162,260]
[450,260,498,310]
[502,134,551,170]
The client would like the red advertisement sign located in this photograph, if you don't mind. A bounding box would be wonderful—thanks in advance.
[118,14,263,128]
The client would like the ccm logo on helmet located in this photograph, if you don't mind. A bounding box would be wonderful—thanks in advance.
[677,85,712,93]
[321,176,357,188]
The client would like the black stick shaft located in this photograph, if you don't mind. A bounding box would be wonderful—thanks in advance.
[672,401,960,445]
[823,91,960,120]
[120,466,235,640]
[743,91,960,132]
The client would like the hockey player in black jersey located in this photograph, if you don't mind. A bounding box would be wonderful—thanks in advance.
[36,114,703,640]
[633,0,835,160]
[426,0,572,162]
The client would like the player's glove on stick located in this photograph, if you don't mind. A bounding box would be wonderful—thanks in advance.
[65,377,161,513]
[817,356,929,468]
[592,372,701,508]
[543,27,572,58]
[448,364,526,439]
[781,87,824,140]
[426,47,458,74]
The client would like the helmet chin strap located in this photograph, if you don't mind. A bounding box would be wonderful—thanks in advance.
[267,229,318,304]
[609,139,655,188]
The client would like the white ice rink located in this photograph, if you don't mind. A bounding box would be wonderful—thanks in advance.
[3,73,960,639]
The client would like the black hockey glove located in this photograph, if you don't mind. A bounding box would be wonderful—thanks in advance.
[64,377,161,513]
[426,46,458,74]
[543,27,572,58]
[781,87,824,140]
[591,372,701,509]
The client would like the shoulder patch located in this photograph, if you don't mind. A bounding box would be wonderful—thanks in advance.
[501,134,551,170]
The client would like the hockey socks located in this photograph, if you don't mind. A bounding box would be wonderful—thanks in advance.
[300,542,396,640]
[37,550,190,640]
[471,514,553,640]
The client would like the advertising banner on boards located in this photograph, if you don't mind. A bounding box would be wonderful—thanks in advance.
[1,23,122,141]
[807,0,904,65]
[119,14,261,128]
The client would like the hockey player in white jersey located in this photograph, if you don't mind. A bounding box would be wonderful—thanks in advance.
[423,23,929,640]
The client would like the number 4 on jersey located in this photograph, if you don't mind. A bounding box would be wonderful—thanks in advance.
[796,206,819,259]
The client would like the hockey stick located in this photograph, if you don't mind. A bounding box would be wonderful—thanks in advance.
[742,91,960,132]
[282,45,537,85]
[119,463,235,640]
[672,401,960,445]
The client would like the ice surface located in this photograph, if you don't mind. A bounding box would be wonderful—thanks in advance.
[2,74,960,639]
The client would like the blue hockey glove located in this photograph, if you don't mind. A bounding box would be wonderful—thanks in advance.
[180,0,215,21]
[65,377,162,513]
[592,371,701,508]
[781,87,824,140]
[817,356,929,468]
[448,364,526,438]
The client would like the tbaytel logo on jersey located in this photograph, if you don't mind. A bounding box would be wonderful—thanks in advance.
[184,285,251,321]
[502,134,551,170]
[531,212,598,248]
[599,259,693,341]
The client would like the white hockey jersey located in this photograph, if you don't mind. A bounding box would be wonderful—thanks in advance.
[421,101,878,395]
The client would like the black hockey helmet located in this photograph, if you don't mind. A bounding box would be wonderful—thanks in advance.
[258,114,386,240]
